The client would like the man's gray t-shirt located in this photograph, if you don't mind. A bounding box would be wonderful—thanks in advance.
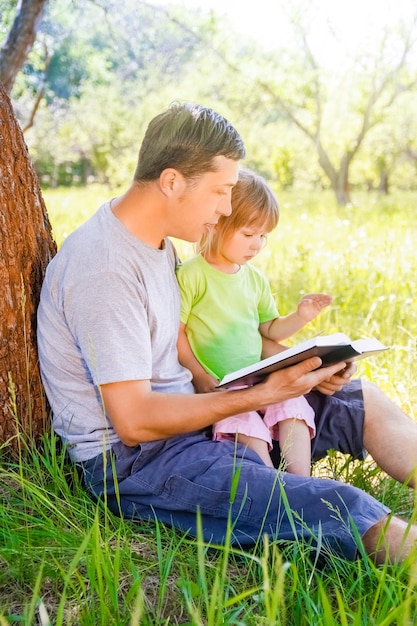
[37,202,194,461]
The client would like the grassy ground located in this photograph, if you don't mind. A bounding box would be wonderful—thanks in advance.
[2,187,417,624]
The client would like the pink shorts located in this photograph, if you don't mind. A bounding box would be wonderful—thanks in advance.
[213,396,315,451]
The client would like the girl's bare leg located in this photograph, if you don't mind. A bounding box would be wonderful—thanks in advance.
[238,433,274,467]
[278,418,311,476]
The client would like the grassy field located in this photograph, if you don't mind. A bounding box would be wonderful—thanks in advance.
[2,186,417,624]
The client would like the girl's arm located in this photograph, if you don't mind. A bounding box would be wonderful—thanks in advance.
[177,322,219,393]
[261,336,288,358]
[260,293,333,342]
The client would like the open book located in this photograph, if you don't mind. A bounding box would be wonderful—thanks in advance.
[217,332,388,389]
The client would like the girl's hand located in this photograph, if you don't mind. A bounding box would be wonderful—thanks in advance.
[297,293,333,322]
[192,372,220,394]
[314,362,357,395]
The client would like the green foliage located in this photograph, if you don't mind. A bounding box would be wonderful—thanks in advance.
[15,0,219,187]
[0,0,17,39]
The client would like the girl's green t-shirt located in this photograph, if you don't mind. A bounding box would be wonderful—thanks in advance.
[176,254,278,380]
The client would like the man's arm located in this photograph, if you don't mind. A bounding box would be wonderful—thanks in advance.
[100,357,347,446]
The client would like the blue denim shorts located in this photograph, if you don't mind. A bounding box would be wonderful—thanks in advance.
[79,380,389,561]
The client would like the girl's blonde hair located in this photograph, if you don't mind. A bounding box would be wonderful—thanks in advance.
[198,168,279,256]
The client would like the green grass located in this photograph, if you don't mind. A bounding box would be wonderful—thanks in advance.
[2,186,417,623]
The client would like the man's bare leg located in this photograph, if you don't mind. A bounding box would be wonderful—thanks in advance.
[362,515,417,564]
[362,380,417,487]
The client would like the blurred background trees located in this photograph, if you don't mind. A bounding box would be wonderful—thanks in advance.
[1,0,417,205]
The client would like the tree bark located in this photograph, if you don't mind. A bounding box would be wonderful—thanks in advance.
[0,82,56,449]
[0,0,48,94]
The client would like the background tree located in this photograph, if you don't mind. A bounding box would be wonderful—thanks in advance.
[0,82,56,448]
[239,2,417,204]
[0,0,48,93]
[1,0,56,447]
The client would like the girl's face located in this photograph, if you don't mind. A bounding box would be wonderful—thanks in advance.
[219,224,268,267]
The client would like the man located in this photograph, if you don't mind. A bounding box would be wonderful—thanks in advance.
[37,102,417,563]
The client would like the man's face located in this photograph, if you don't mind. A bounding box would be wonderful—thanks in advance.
[171,156,239,242]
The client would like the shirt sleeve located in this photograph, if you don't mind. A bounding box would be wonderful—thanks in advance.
[176,262,201,325]
[66,271,152,385]
[256,270,279,323]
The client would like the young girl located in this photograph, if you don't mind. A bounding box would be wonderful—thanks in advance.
[176,168,332,474]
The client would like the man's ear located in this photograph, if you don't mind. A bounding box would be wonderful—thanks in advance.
[159,168,185,196]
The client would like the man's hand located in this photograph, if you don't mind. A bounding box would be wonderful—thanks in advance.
[261,357,347,404]
[313,362,357,395]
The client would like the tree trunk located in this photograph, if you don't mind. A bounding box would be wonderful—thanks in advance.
[0,0,48,94]
[333,154,352,206]
[334,178,351,206]
[378,171,389,195]
[316,137,351,206]
[0,82,56,450]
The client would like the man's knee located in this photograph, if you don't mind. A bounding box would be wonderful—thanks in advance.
[361,515,389,556]
[361,379,388,428]
[361,379,381,403]
[362,514,417,564]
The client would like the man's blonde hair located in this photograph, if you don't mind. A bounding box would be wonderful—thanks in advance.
[198,168,279,256]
